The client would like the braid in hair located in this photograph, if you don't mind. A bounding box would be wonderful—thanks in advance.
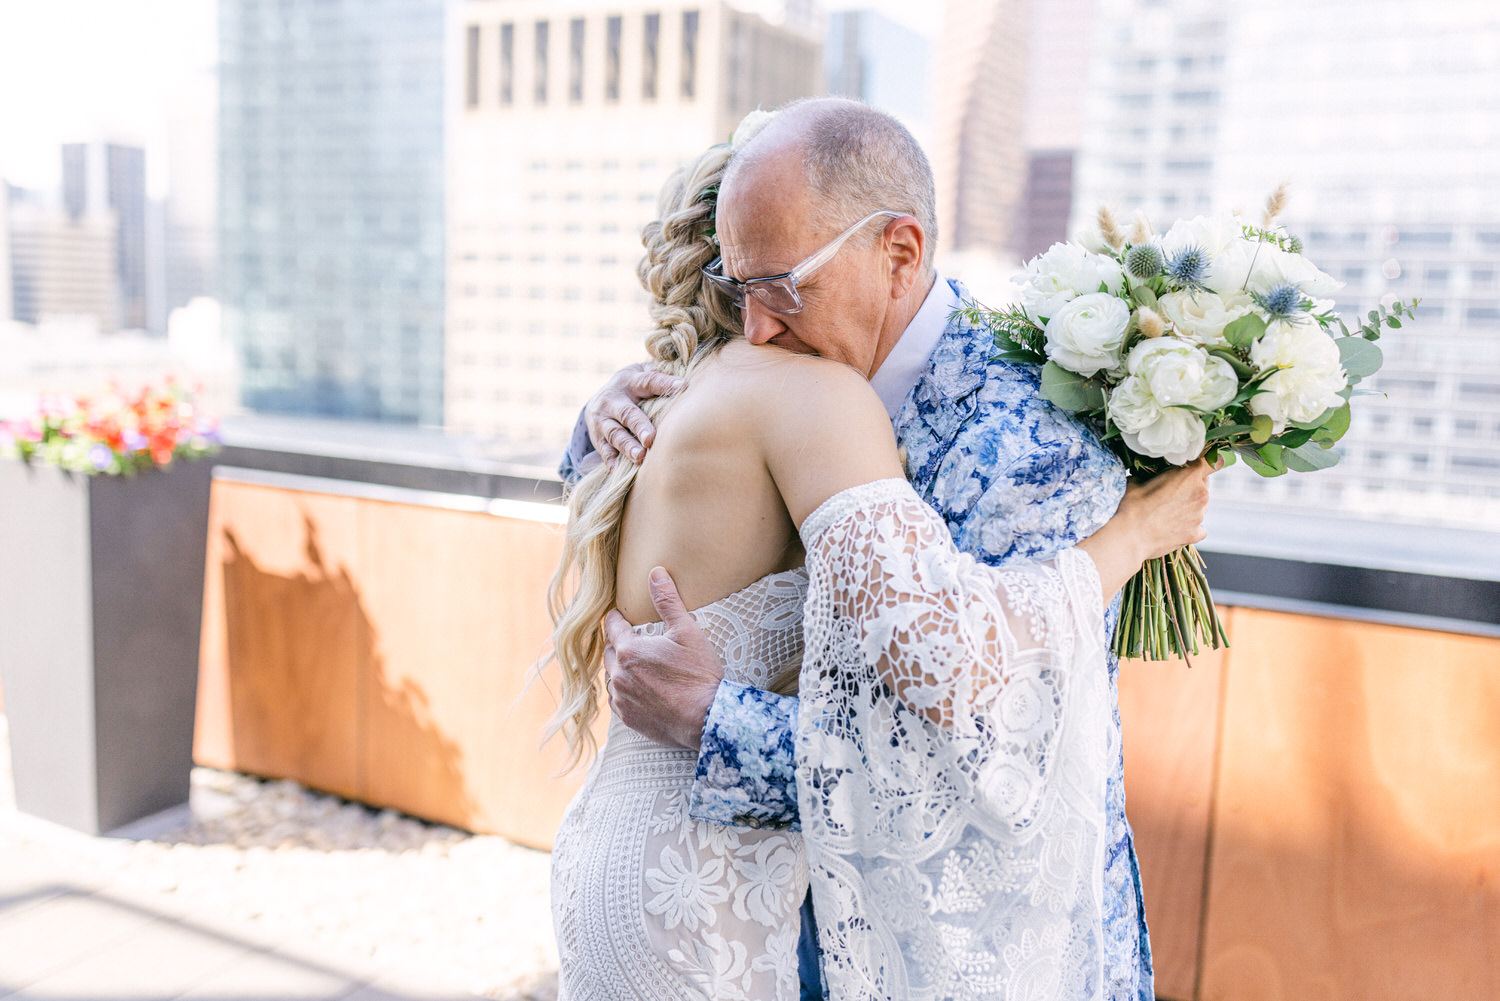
[544,140,740,769]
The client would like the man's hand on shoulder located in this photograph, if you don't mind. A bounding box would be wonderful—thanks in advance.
[603,567,723,749]
[586,363,685,468]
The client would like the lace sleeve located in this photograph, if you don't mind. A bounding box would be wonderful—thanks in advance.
[795,478,1113,1001]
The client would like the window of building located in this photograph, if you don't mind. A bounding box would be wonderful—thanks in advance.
[643,13,660,101]
[1466,305,1500,325]
[500,23,514,105]
[1401,229,1452,247]
[1471,266,1495,287]
[605,16,622,102]
[569,18,585,103]
[1455,418,1481,438]
[1172,89,1218,105]
[534,21,549,104]
[682,11,700,99]
[1426,267,1450,285]
[465,25,480,107]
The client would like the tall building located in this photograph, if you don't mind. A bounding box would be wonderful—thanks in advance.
[0,187,11,323]
[824,10,933,147]
[448,0,822,448]
[1073,0,1500,528]
[1014,0,1095,260]
[61,142,152,333]
[7,185,118,331]
[929,0,1029,257]
[219,0,449,425]
[165,72,218,317]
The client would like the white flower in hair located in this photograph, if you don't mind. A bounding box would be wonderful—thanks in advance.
[731,109,777,150]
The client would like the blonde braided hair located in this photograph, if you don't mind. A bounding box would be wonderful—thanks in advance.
[544,139,745,769]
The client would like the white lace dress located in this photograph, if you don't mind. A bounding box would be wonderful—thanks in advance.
[551,569,810,1001]
[797,479,1115,1001]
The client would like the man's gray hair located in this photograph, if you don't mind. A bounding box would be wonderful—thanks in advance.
[731,97,938,271]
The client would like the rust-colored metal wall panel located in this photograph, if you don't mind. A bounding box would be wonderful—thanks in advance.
[1200,609,1500,1001]
[1119,608,1233,1001]
[195,481,366,800]
[196,479,596,849]
[359,498,588,848]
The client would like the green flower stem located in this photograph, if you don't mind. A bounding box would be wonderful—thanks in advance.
[1112,544,1229,662]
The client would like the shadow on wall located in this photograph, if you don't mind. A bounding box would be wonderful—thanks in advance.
[217,513,477,825]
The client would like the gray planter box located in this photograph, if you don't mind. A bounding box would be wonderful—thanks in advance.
[0,458,213,834]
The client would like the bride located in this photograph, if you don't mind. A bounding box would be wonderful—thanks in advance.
[546,128,1210,1000]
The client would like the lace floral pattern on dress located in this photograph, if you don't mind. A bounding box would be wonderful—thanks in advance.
[551,569,811,1001]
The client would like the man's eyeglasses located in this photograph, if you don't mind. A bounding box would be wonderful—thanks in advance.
[701,210,904,314]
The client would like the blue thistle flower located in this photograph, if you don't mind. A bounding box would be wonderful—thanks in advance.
[1165,245,1210,288]
[1124,243,1165,281]
[1254,283,1306,318]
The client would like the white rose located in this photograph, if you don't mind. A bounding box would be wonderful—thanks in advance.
[1125,337,1238,410]
[1044,292,1131,376]
[1108,376,1208,465]
[1016,243,1125,321]
[1158,289,1256,347]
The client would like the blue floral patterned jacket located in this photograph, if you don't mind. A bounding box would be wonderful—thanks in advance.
[562,280,1153,1000]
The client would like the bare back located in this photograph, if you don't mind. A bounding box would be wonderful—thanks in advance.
[614,340,807,623]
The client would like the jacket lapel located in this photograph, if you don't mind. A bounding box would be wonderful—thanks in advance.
[892,278,993,491]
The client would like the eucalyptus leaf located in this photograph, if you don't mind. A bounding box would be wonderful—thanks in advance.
[1206,422,1257,443]
[1238,444,1286,477]
[1224,314,1267,349]
[1250,414,1274,444]
[1277,427,1315,448]
[1338,336,1383,379]
[1208,348,1254,379]
[1321,403,1352,441]
[1039,361,1106,412]
[1283,442,1342,472]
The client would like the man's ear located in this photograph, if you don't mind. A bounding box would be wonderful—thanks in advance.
[885,216,925,299]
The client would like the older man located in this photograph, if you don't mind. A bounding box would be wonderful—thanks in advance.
[564,97,1151,1001]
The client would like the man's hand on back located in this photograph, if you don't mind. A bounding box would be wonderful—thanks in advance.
[603,567,722,749]
[586,363,685,468]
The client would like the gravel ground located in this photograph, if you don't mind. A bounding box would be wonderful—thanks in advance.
[0,715,560,1000]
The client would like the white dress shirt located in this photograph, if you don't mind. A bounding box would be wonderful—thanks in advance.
[867,272,960,418]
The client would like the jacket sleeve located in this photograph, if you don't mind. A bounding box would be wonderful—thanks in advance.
[686,680,802,831]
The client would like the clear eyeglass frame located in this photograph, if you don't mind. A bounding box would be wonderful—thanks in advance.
[700,210,905,314]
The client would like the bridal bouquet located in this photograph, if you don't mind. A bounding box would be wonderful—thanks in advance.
[963,189,1417,661]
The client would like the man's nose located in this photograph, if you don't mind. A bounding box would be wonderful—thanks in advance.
[741,297,787,346]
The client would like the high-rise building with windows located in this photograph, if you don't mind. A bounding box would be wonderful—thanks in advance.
[824,10,933,147]
[1074,0,1500,528]
[59,142,151,333]
[448,0,822,447]
[7,184,118,331]
[219,0,449,425]
[929,0,1029,258]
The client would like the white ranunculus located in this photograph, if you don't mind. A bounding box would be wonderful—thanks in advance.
[1158,289,1256,347]
[1125,337,1238,410]
[1108,376,1208,465]
[1043,292,1131,376]
[1201,237,1275,296]
[1016,243,1125,321]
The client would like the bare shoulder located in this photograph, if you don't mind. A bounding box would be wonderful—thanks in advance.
[705,341,889,434]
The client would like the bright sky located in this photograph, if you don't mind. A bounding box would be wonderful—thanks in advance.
[0,1,215,197]
[0,1,934,198]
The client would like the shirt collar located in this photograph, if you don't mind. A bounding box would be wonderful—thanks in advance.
[868,272,959,417]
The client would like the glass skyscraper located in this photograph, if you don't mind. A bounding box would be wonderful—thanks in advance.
[219,0,448,424]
